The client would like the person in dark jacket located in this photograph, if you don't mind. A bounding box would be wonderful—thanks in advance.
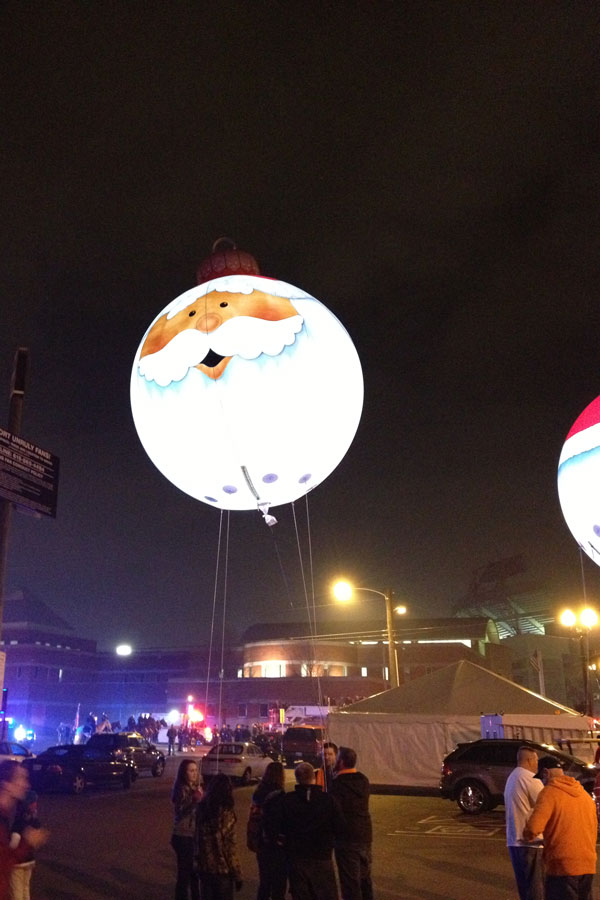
[331,747,373,900]
[249,761,287,900]
[269,762,344,900]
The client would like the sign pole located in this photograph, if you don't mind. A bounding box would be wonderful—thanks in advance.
[0,347,29,641]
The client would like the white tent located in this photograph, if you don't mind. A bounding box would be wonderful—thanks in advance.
[327,660,593,787]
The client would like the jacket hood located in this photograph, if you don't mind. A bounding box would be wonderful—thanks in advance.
[546,774,586,797]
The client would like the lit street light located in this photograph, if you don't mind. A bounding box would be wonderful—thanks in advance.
[114,644,133,724]
[560,607,598,717]
[332,580,406,689]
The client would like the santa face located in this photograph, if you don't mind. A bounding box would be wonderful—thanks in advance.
[130,274,363,511]
[139,288,302,382]
[558,395,600,565]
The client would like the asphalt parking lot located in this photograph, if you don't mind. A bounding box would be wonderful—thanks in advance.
[26,756,600,900]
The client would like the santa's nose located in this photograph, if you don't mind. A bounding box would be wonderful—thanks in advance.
[195,312,221,333]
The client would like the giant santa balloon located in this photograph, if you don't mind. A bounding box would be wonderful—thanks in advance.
[558,394,600,565]
[130,243,364,516]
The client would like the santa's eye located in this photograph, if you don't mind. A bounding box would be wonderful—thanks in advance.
[220,302,228,308]
[188,310,196,317]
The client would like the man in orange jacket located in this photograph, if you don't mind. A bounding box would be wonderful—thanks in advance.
[523,756,597,900]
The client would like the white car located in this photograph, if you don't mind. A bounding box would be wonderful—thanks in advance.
[201,742,272,785]
[0,741,35,763]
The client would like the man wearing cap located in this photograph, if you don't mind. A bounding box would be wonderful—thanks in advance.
[524,755,597,900]
[504,746,544,900]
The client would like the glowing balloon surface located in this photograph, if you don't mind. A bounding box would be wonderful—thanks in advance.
[558,394,600,565]
[131,272,363,511]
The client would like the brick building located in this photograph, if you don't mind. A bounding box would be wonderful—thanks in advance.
[1,589,593,745]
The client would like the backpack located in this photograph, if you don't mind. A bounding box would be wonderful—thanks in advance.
[246,802,262,853]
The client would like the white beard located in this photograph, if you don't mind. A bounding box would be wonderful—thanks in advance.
[138,314,304,387]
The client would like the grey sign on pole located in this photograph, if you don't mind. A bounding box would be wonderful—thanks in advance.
[0,427,59,518]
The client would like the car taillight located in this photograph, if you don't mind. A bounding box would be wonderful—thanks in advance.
[441,763,452,777]
[48,764,62,775]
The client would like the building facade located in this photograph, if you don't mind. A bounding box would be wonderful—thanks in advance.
[2,590,593,746]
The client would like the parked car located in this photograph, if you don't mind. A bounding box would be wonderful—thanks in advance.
[23,744,137,794]
[281,724,324,768]
[86,732,166,776]
[0,741,35,763]
[254,732,282,762]
[201,742,272,785]
[440,738,598,815]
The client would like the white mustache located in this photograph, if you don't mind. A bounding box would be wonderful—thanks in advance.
[138,314,304,387]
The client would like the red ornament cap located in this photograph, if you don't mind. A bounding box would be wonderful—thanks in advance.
[196,237,261,285]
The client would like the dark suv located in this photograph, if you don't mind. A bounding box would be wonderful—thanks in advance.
[282,725,323,768]
[440,738,597,815]
[86,732,166,776]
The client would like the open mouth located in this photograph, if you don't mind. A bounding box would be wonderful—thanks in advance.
[200,349,225,368]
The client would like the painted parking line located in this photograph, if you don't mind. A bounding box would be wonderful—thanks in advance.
[388,814,505,840]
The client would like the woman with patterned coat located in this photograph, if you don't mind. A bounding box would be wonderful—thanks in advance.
[196,773,243,900]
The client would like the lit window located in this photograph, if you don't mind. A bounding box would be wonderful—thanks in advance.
[237,668,243,678]
[361,667,368,677]
[263,661,286,678]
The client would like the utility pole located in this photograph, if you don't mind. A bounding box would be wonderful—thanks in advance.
[385,587,400,688]
[0,347,29,640]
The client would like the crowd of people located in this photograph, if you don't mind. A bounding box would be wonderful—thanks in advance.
[166,723,283,758]
[170,741,373,900]
[57,712,167,745]
[1,727,596,899]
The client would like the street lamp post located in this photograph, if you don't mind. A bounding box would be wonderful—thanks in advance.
[115,644,133,724]
[560,608,598,717]
[333,581,405,689]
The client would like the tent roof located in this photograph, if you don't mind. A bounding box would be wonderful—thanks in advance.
[339,660,582,717]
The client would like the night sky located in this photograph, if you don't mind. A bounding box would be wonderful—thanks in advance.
[2,3,600,650]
